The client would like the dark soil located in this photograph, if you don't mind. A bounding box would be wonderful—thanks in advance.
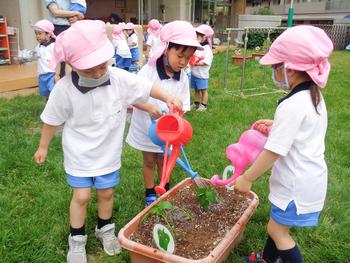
[131,185,252,260]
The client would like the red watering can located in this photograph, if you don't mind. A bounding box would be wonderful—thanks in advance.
[155,106,193,195]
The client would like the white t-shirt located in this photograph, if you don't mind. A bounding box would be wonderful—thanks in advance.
[35,42,55,74]
[190,44,213,79]
[146,34,161,59]
[112,38,132,58]
[71,0,86,7]
[126,61,190,152]
[40,67,152,177]
[264,86,328,214]
[127,33,138,48]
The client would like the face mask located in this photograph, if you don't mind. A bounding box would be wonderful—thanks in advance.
[78,72,110,88]
[163,54,176,74]
[272,64,290,89]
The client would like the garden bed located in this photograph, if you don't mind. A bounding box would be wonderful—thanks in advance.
[118,178,259,263]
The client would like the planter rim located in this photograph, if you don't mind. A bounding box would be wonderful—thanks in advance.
[118,177,259,263]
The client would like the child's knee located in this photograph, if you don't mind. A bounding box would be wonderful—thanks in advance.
[97,188,114,201]
[72,190,91,206]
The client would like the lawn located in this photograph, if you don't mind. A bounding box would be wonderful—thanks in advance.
[0,51,349,263]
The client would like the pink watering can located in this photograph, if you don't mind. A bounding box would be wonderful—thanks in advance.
[210,123,270,186]
[155,106,193,195]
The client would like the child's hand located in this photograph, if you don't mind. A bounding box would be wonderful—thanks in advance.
[34,147,48,165]
[54,74,60,83]
[148,105,163,119]
[166,96,183,111]
[253,119,273,135]
[233,174,253,193]
[68,15,79,24]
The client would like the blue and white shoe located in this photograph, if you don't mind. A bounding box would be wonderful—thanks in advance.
[144,194,158,206]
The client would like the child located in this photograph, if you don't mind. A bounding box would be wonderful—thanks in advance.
[32,19,59,99]
[124,22,139,72]
[234,25,333,263]
[112,24,132,71]
[190,24,214,112]
[69,0,87,14]
[126,20,203,206]
[33,20,182,263]
[145,19,162,62]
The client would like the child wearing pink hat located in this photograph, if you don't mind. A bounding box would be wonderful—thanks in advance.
[32,19,59,99]
[126,20,203,206]
[112,24,132,70]
[33,20,183,263]
[124,22,139,72]
[234,25,333,263]
[145,19,162,62]
[190,24,214,112]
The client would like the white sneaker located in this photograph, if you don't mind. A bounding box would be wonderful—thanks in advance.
[95,223,122,256]
[197,104,207,112]
[190,103,198,110]
[67,234,87,263]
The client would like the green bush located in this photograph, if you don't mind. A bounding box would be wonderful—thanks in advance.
[243,30,284,50]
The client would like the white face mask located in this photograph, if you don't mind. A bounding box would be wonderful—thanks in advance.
[78,72,110,88]
[272,64,290,89]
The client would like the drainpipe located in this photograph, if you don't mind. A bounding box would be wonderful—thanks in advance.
[287,0,294,27]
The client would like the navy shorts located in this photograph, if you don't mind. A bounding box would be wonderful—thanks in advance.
[67,170,120,190]
[271,201,321,227]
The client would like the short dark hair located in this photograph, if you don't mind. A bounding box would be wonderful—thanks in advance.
[168,42,197,54]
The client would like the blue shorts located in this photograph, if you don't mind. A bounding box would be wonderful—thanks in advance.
[271,201,321,227]
[38,72,55,97]
[190,75,208,90]
[116,55,131,69]
[130,47,139,62]
[67,170,120,189]
[69,3,87,14]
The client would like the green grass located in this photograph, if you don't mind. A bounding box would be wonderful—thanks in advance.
[0,51,349,262]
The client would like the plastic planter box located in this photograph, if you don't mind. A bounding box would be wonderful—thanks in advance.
[118,178,259,263]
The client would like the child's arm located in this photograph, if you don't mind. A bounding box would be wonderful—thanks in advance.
[54,64,61,83]
[234,149,280,193]
[47,5,84,19]
[34,124,60,165]
[149,84,183,110]
[133,103,163,119]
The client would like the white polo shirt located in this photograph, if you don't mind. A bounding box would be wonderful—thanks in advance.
[35,41,55,74]
[127,33,138,48]
[40,67,152,177]
[146,34,161,59]
[112,38,132,58]
[190,44,213,79]
[126,56,190,152]
[265,83,328,214]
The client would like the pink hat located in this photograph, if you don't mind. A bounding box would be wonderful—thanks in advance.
[32,19,56,39]
[147,19,162,37]
[49,20,114,70]
[148,20,203,65]
[124,22,135,30]
[260,25,333,88]
[195,24,214,47]
[112,25,125,40]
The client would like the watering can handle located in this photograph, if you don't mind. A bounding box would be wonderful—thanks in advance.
[169,104,184,117]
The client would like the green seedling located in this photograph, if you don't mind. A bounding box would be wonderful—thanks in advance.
[143,201,175,229]
[196,186,219,210]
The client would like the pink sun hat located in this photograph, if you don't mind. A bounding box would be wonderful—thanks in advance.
[260,25,333,88]
[124,22,135,30]
[195,24,214,47]
[112,25,125,40]
[32,19,56,38]
[147,19,162,37]
[148,20,203,65]
[49,20,114,70]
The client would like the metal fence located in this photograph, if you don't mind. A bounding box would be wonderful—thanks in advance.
[314,24,350,50]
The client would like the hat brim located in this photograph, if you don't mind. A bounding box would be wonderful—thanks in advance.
[195,28,206,36]
[259,52,282,65]
[172,38,204,50]
[71,40,115,70]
